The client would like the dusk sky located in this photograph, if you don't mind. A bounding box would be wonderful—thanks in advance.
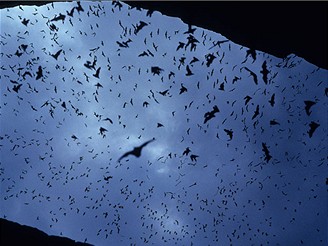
[1,1,327,245]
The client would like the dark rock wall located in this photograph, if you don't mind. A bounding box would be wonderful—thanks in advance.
[0,218,91,246]
[0,2,326,68]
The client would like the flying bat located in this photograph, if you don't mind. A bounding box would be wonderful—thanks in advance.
[93,67,101,78]
[176,42,185,51]
[99,127,107,138]
[75,1,84,13]
[51,13,66,22]
[183,147,191,156]
[104,175,113,181]
[204,105,220,124]
[21,18,29,26]
[50,49,63,60]
[269,93,275,107]
[242,67,258,85]
[190,154,199,162]
[186,65,193,76]
[179,84,188,94]
[36,66,43,80]
[133,21,148,35]
[308,121,319,138]
[209,39,229,49]
[304,100,316,116]
[151,66,164,75]
[262,143,272,163]
[13,84,23,93]
[270,119,280,126]
[260,61,270,84]
[252,105,260,120]
[205,53,216,67]
[224,129,233,140]
[244,95,252,105]
[118,138,155,162]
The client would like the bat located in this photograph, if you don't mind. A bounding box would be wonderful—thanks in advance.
[308,121,319,138]
[133,21,148,35]
[118,138,155,162]
[304,100,316,116]
[262,143,272,163]
[242,67,258,85]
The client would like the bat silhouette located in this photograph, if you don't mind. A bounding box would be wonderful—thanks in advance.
[36,66,43,80]
[262,143,272,163]
[95,82,103,89]
[252,105,260,120]
[51,49,63,60]
[190,57,199,65]
[168,71,175,80]
[75,1,84,13]
[232,76,241,84]
[183,147,191,156]
[84,58,97,70]
[116,39,132,48]
[20,44,28,51]
[104,175,113,181]
[190,154,199,162]
[138,51,149,57]
[93,67,101,78]
[51,13,66,22]
[185,34,199,51]
[219,82,225,91]
[270,119,280,126]
[308,121,319,138]
[179,84,188,94]
[260,61,270,84]
[205,53,216,67]
[159,89,169,96]
[269,93,275,107]
[157,123,164,128]
[133,21,148,35]
[209,39,229,49]
[176,42,185,51]
[186,65,193,76]
[204,105,220,124]
[244,95,252,105]
[242,67,258,85]
[99,127,107,138]
[13,84,23,93]
[224,129,233,140]
[15,50,23,57]
[304,100,316,116]
[103,117,113,124]
[118,138,155,162]
[151,66,164,75]
[66,7,75,17]
[21,18,29,26]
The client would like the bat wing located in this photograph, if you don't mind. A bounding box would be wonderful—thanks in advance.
[118,150,133,162]
[140,138,155,149]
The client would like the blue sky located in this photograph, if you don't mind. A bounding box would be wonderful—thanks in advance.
[1,1,327,245]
